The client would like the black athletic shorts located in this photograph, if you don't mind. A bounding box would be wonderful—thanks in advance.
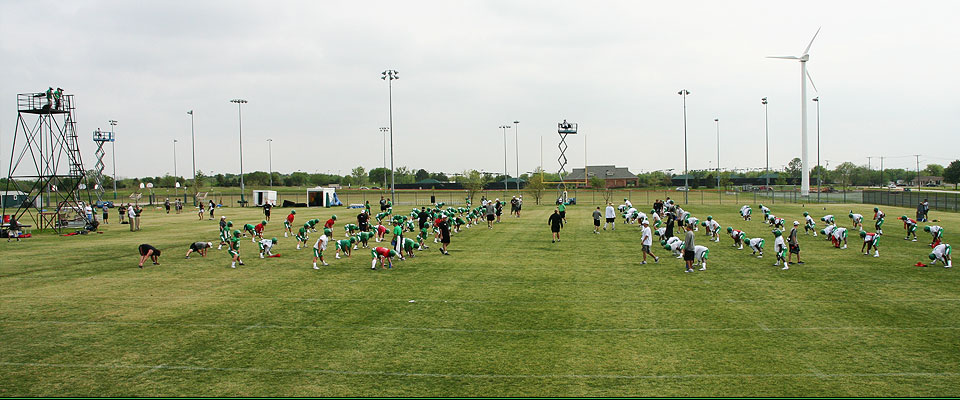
[683,250,695,261]
[642,244,651,253]
[487,214,495,221]
[551,225,561,233]
[360,222,370,232]
[594,219,601,226]
[139,244,160,257]
[559,211,566,219]
[789,243,800,254]
[606,217,615,223]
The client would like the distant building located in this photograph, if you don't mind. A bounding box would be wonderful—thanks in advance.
[564,165,638,188]
[909,176,943,186]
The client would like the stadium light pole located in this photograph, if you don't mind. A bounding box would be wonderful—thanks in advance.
[812,96,821,202]
[762,97,770,187]
[230,99,247,206]
[500,124,512,191]
[379,127,389,191]
[513,120,521,193]
[714,118,720,189]
[381,69,398,205]
[109,119,118,200]
[266,138,273,187]
[187,110,197,205]
[678,89,690,204]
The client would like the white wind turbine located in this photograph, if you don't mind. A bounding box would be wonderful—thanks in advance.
[768,27,821,197]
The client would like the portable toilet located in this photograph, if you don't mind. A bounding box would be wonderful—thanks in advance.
[252,190,277,207]
[307,187,340,207]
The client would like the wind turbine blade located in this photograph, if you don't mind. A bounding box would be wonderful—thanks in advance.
[806,69,819,93]
[803,27,821,55]
[767,56,800,60]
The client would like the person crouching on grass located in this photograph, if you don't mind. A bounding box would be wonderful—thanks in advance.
[335,237,354,259]
[283,209,296,237]
[254,220,267,242]
[371,246,399,270]
[549,208,564,243]
[929,243,952,268]
[185,241,212,259]
[773,229,788,270]
[804,212,817,236]
[137,244,161,268]
[727,227,745,249]
[900,215,918,241]
[860,230,880,258]
[227,230,244,269]
[259,237,278,258]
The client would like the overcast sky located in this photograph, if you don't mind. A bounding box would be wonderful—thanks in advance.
[1,0,957,180]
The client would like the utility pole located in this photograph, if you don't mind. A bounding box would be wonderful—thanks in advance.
[880,156,884,187]
[867,156,873,187]
[916,154,921,192]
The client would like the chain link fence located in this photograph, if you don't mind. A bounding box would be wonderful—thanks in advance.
[132,187,957,213]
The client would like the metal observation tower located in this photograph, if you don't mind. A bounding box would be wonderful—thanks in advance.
[3,90,93,232]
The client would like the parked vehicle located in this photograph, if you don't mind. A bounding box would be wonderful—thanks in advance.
[675,187,688,191]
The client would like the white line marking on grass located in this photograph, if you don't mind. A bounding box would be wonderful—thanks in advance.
[4,320,960,335]
[1,361,957,380]
[2,295,959,305]
[134,364,166,378]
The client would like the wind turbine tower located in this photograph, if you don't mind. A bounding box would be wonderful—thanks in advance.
[768,27,820,197]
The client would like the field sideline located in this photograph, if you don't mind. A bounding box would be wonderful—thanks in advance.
[0,202,958,396]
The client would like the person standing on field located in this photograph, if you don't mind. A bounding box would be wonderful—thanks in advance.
[263,202,272,222]
[641,220,659,264]
[127,204,137,232]
[485,201,496,229]
[683,223,696,273]
[788,221,803,266]
[102,203,109,224]
[604,203,616,230]
[548,208,564,243]
[437,215,451,255]
[592,207,602,234]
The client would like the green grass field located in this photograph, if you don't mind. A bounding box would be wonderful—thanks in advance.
[1,202,958,396]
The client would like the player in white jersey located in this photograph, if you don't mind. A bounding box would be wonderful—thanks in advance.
[822,224,836,241]
[924,225,944,247]
[860,231,880,257]
[773,230,788,269]
[929,243,952,268]
[831,227,849,249]
[258,237,277,258]
[701,216,721,242]
[849,212,864,230]
[821,214,835,225]
[662,237,684,257]
[746,237,765,258]
[803,212,817,236]
[740,205,752,221]
[312,228,331,269]
[693,245,710,271]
